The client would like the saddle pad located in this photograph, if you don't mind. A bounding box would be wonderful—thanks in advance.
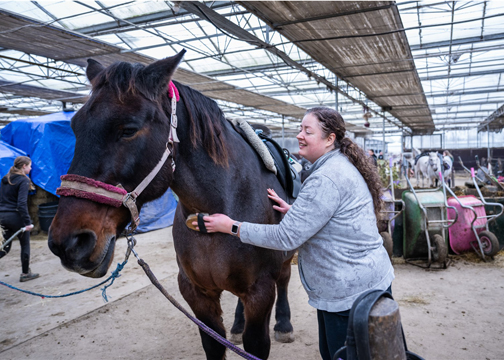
[227,117,277,175]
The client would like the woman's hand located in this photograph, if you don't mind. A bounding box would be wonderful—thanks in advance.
[267,188,291,214]
[192,214,234,234]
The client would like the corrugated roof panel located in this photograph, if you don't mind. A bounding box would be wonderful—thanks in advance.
[238,1,434,133]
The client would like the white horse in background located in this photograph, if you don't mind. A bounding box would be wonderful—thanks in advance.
[415,152,441,187]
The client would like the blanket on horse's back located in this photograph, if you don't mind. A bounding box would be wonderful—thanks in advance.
[227,117,301,200]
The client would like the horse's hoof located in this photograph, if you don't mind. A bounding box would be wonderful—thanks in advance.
[230,332,243,345]
[275,330,295,343]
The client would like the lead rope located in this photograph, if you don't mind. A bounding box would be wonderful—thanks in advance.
[125,234,262,360]
[0,239,133,302]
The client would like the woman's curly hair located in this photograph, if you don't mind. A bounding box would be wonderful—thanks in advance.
[305,107,383,218]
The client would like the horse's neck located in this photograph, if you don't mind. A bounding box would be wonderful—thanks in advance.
[170,120,255,214]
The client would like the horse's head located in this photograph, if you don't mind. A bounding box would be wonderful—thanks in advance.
[48,51,185,277]
[428,152,440,172]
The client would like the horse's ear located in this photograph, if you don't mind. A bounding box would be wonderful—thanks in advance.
[86,59,105,84]
[140,49,186,98]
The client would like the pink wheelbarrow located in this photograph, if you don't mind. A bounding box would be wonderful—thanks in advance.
[442,168,504,260]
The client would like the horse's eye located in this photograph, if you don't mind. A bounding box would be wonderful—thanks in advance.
[121,128,137,138]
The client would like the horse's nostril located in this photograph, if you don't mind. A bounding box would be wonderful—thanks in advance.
[65,231,97,259]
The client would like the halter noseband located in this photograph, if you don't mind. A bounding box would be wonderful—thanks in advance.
[56,82,180,232]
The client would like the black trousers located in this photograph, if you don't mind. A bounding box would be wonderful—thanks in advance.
[0,211,31,273]
[317,285,392,360]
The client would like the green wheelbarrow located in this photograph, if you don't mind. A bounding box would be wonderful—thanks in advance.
[401,158,458,269]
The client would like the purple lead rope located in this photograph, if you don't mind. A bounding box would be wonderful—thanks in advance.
[129,241,262,360]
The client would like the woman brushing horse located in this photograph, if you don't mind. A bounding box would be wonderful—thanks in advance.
[198,107,395,360]
[48,50,294,360]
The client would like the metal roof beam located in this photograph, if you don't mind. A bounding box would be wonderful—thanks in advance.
[420,68,504,81]
[397,100,504,109]
[478,104,504,132]
[410,32,504,51]
[369,87,504,99]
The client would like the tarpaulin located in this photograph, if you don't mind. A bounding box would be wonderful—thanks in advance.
[0,111,176,233]
[0,140,27,179]
[1,110,76,195]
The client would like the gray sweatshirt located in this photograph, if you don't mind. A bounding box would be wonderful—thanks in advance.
[240,149,395,312]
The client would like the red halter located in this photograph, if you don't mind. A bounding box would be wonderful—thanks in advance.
[56,82,180,232]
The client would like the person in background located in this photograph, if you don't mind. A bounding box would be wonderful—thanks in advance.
[195,107,394,360]
[443,150,454,164]
[368,149,378,166]
[0,156,39,282]
[378,150,384,160]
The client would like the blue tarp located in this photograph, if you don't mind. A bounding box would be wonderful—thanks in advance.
[1,110,76,195]
[0,111,176,233]
[0,140,28,179]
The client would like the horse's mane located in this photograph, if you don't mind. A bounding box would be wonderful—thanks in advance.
[89,62,229,167]
[175,82,229,167]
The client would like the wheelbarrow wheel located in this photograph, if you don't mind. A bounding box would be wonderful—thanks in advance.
[380,232,393,259]
[431,234,447,264]
[479,231,500,257]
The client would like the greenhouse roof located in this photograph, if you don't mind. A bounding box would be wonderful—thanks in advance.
[0,1,503,137]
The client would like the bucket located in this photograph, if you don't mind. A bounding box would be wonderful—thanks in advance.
[38,201,59,216]
[38,201,59,232]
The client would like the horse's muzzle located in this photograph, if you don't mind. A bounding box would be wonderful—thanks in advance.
[48,229,115,277]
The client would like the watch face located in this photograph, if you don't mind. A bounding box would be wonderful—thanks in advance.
[231,224,239,234]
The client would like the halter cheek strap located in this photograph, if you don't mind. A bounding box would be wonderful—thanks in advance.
[56,81,180,232]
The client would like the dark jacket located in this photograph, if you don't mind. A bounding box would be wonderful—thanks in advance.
[0,174,32,226]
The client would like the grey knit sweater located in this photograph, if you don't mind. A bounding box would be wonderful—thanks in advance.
[240,149,394,312]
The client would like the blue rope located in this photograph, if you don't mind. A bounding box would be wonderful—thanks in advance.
[0,259,128,302]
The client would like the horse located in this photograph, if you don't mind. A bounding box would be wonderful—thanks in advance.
[415,152,441,188]
[47,50,295,360]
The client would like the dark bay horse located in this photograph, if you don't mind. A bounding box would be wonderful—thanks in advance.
[47,50,295,360]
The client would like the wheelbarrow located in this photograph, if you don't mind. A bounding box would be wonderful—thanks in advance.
[459,156,486,188]
[401,157,458,269]
[474,155,504,191]
[0,227,27,259]
[378,158,404,259]
[442,169,503,260]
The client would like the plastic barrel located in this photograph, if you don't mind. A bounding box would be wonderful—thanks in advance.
[38,201,59,232]
[38,201,59,215]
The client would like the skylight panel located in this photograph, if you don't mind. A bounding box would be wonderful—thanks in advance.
[46,2,115,29]
[186,57,232,73]
[106,1,170,21]
[0,1,53,22]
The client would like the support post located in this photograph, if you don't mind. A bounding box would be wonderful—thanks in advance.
[335,75,339,112]
[382,113,386,159]
[487,124,491,165]
[282,115,285,147]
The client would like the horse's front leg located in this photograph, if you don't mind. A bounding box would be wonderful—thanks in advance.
[178,271,226,360]
[273,255,295,343]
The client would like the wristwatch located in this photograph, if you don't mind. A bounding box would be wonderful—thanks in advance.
[231,221,241,236]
